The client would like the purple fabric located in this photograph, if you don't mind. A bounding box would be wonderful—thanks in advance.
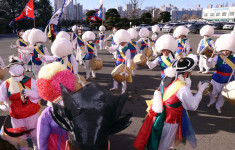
[37,107,68,150]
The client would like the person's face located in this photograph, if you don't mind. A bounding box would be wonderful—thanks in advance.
[162,49,170,56]
[222,50,232,56]
[179,35,185,39]
[182,71,192,78]
[204,35,209,38]
[120,42,127,46]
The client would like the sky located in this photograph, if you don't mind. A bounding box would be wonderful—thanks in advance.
[50,0,234,10]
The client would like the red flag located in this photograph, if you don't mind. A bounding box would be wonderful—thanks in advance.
[9,0,35,26]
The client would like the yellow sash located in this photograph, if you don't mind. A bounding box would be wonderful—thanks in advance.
[219,55,235,69]
[204,39,212,50]
[87,44,95,51]
[130,42,137,49]
[163,80,185,102]
[161,56,172,67]
[62,56,73,71]
[34,46,44,55]
[179,39,185,48]
[77,36,84,43]
[119,47,126,60]
[143,39,147,45]
[48,25,52,38]
[6,78,30,94]
[19,39,27,46]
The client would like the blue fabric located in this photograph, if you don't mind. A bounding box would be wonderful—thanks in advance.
[176,39,187,54]
[84,43,95,60]
[128,42,137,59]
[158,56,173,79]
[32,45,44,65]
[19,40,27,46]
[181,109,197,148]
[212,55,235,83]
[57,55,72,72]
[77,36,84,47]
[140,39,148,53]
[199,38,212,52]
[111,37,116,45]
[115,46,128,66]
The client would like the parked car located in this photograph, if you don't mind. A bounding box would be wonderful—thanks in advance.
[81,25,91,31]
[162,23,185,33]
[158,24,165,30]
[223,23,235,30]
[187,23,206,34]
[135,24,152,31]
[212,22,224,30]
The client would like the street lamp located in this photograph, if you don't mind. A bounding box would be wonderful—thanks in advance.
[130,22,132,28]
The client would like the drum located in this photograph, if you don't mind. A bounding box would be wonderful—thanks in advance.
[200,46,214,58]
[176,52,183,59]
[143,47,152,57]
[222,81,235,105]
[74,74,86,92]
[90,58,103,71]
[150,41,155,48]
[133,53,147,67]
[197,80,213,96]
[111,64,131,83]
[0,68,7,80]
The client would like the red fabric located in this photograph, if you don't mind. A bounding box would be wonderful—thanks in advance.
[117,58,124,62]
[141,44,147,46]
[48,133,66,150]
[13,0,34,22]
[178,47,184,50]
[216,71,231,76]
[161,70,165,75]
[88,52,93,54]
[6,78,41,119]
[133,106,157,150]
[35,58,41,61]
[130,50,136,53]
[95,39,99,43]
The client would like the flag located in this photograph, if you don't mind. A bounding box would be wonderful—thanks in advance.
[48,0,72,25]
[9,0,34,26]
[89,4,103,22]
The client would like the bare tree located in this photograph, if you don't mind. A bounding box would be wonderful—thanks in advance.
[191,13,199,20]
[181,14,189,20]
[130,0,145,19]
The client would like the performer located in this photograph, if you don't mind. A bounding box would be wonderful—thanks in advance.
[36,62,78,150]
[18,29,50,79]
[0,56,41,150]
[127,28,139,76]
[82,31,98,79]
[133,57,209,150]
[206,34,235,113]
[136,28,150,54]
[98,25,106,50]
[104,27,117,59]
[107,29,131,94]
[151,25,160,56]
[71,25,79,51]
[75,27,85,65]
[173,26,190,58]
[0,55,5,84]
[147,35,176,80]
[197,25,215,74]
[40,36,78,75]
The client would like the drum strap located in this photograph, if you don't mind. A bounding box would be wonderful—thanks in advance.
[204,39,212,50]
[161,56,172,67]
[219,55,235,70]
[178,39,185,48]
[130,42,137,49]
[77,36,84,43]
[119,47,126,62]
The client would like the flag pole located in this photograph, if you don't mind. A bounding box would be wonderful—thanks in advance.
[34,19,35,28]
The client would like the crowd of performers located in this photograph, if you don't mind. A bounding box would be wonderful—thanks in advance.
[0,23,234,150]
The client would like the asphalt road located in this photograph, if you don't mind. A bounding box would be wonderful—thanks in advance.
[0,30,234,150]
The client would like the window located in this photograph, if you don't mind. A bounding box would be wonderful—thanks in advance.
[210,13,214,16]
[216,12,220,16]
[204,13,208,17]
[222,12,227,16]
[230,12,235,16]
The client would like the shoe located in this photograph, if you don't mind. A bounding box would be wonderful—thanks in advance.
[86,76,90,80]
[110,87,118,91]
[25,69,29,72]
[207,103,211,108]
[217,108,222,114]
[202,70,209,74]
[197,70,203,73]
[121,90,126,94]
[92,76,96,79]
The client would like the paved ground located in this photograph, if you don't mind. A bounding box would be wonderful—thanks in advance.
[0,30,235,150]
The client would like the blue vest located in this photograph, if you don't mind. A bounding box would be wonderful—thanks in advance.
[32,45,44,65]
[57,54,73,72]
[140,39,148,52]
[77,36,84,47]
[111,37,116,45]
[199,38,212,52]
[72,32,77,40]
[158,56,173,79]
[176,39,187,54]
[128,42,137,59]
[84,43,95,60]
[19,39,27,46]
[116,46,129,66]
[99,34,105,40]
[212,55,235,83]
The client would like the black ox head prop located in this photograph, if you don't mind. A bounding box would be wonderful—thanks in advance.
[50,83,132,150]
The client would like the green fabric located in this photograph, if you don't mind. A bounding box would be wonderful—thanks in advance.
[160,57,171,70]
[27,60,32,65]
[215,55,233,68]
[147,106,166,150]
[167,101,182,108]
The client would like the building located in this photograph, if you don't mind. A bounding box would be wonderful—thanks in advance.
[124,3,132,19]
[171,8,203,21]
[152,8,160,19]
[160,4,177,12]
[202,6,235,22]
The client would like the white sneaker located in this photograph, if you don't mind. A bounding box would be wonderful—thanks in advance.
[86,76,90,80]
[202,70,209,74]
[217,108,222,114]
[121,90,126,94]
[110,87,118,91]
[197,70,203,73]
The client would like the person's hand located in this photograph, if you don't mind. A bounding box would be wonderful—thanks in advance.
[198,81,209,93]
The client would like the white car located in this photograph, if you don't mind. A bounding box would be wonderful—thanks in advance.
[223,23,235,30]
[135,24,152,31]
[162,23,185,33]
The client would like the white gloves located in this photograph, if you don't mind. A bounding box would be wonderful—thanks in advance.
[24,89,41,102]
[0,101,10,111]
[198,81,209,93]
